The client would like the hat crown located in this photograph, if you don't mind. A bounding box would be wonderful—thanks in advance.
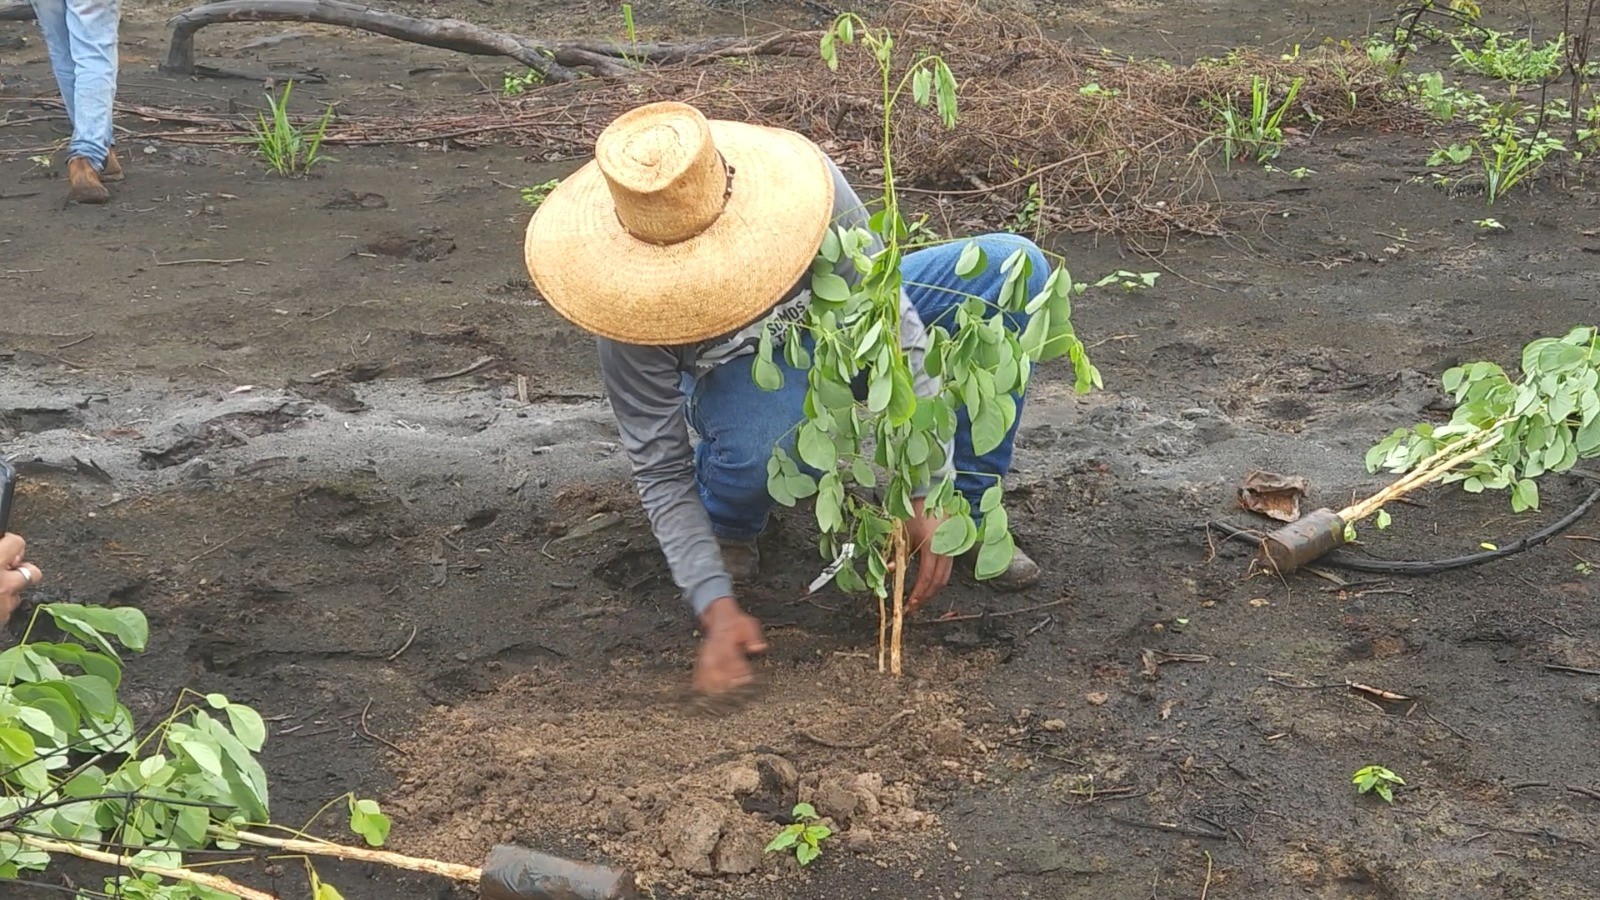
[596,102,728,246]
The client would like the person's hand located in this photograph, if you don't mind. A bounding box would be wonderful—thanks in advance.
[693,596,768,698]
[0,533,42,626]
[903,497,954,613]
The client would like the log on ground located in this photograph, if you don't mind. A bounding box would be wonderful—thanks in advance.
[163,0,813,83]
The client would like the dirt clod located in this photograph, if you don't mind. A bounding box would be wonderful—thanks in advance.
[661,799,726,875]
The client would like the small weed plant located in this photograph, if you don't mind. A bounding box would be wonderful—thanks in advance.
[521,178,560,209]
[1451,30,1565,83]
[1353,765,1405,802]
[248,80,333,176]
[1205,74,1306,165]
[764,803,832,865]
[503,69,543,96]
[0,603,390,896]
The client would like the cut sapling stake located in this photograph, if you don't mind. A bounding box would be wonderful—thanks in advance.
[760,15,1102,674]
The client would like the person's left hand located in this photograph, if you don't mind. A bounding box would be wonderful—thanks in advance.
[903,497,953,613]
[0,533,42,627]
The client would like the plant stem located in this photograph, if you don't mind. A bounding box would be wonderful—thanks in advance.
[889,520,908,677]
[217,828,483,883]
[17,835,278,900]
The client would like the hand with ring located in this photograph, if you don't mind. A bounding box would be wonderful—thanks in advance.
[1,533,42,626]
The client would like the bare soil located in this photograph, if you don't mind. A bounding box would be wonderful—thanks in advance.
[4,1,1600,898]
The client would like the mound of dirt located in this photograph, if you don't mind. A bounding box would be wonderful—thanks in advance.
[385,654,999,891]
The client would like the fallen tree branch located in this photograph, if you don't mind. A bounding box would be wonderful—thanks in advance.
[0,0,34,20]
[163,0,813,82]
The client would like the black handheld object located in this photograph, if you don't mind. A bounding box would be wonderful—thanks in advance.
[0,460,14,536]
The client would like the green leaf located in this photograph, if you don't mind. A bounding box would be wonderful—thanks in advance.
[42,604,149,656]
[795,842,821,865]
[955,241,986,279]
[818,227,841,264]
[793,802,818,819]
[753,350,783,392]
[1375,509,1392,530]
[224,703,268,753]
[850,458,877,487]
[817,473,845,534]
[1511,478,1540,512]
[975,531,1015,579]
[887,366,916,425]
[812,272,850,303]
[766,827,801,853]
[797,421,838,471]
[980,484,1003,513]
[867,371,893,413]
[930,516,976,555]
[174,733,225,778]
[912,65,932,106]
[0,725,36,761]
[972,404,1007,456]
[205,693,230,710]
[349,797,392,847]
[316,883,348,900]
[65,675,116,718]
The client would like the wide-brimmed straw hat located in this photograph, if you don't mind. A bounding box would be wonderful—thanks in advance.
[524,101,835,346]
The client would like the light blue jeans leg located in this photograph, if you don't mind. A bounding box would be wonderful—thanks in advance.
[900,233,1051,519]
[31,0,117,167]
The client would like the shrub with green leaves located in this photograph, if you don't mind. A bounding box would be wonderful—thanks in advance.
[759,15,1102,673]
[0,603,388,898]
[1367,326,1600,512]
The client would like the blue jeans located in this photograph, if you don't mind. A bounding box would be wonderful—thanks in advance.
[684,233,1051,541]
[31,0,119,168]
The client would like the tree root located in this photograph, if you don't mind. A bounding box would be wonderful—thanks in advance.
[160,0,814,82]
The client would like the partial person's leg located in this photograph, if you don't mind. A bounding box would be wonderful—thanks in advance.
[684,345,812,579]
[900,232,1052,589]
[63,0,118,170]
[29,0,77,127]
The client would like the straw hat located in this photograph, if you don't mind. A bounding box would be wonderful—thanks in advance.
[524,101,836,346]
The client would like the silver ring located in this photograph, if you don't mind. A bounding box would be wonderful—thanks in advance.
[17,566,32,586]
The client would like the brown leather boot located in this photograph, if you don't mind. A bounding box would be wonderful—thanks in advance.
[100,147,123,182]
[66,156,109,204]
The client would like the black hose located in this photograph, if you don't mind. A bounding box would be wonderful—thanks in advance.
[1202,485,1600,576]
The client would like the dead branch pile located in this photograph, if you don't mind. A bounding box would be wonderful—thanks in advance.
[8,0,1420,234]
[621,0,1417,235]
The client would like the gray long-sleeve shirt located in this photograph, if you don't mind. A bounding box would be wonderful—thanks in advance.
[594,157,951,616]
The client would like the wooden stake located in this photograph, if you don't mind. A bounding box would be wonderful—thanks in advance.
[889,522,908,677]
[19,836,278,900]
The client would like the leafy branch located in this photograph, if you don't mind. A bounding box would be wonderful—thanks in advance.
[758,16,1103,675]
[0,602,392,899]
[1367,326,1600,514]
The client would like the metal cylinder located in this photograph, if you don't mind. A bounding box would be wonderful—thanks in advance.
[1255,507,1349,574]
[478,845,642,900]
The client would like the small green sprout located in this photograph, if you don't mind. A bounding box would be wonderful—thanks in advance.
[1353,765,1405,803]
[764,803,832,865]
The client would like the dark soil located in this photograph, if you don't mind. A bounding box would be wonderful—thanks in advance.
[4,1,1600,898]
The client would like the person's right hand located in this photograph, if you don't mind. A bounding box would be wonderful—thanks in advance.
[693,596,768,700]
[0,533,42,626]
